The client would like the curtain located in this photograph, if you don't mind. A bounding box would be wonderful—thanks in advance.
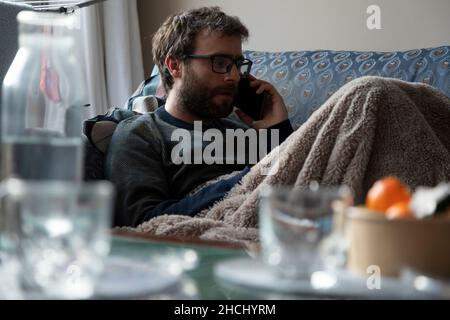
[80,0,144,117]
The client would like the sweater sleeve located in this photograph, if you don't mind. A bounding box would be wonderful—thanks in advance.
[255,119,294,161]
[268,118,294,144]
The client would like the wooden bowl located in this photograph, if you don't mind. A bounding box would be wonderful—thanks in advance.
[345,207,450,279]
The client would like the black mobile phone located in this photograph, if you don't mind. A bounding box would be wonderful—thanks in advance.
[234,77,265,120]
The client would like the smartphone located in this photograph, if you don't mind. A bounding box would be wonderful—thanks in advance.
[234,77,265,120]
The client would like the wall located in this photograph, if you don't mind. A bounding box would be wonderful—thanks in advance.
[137,0,450,77]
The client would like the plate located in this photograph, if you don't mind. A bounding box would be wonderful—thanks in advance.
[214,258,445,299]
[94,257,181,299]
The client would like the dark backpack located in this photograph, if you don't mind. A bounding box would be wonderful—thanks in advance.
[83,108,141,180]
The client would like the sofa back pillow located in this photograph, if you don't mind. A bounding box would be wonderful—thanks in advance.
[245,46,450,129]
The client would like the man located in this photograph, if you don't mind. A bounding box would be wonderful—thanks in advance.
[105,7,293,227]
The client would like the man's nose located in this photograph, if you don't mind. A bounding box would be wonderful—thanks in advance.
[224,64,240,82]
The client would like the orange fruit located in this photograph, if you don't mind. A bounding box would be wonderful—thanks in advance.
[366,176,411,213]
[386,201,413,219]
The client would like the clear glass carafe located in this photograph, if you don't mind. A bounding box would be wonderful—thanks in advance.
[1,11,87,181]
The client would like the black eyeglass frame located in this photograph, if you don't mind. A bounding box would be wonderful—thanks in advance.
[186,54,253,76]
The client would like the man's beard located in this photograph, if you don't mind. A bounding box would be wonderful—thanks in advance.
[178,68,237,119]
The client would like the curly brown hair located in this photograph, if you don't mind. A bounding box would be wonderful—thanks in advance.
[152,7,249,92]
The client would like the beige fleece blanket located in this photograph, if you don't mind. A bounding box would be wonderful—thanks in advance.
[124,76,450,246]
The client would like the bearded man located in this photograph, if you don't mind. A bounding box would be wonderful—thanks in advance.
[105,7,293,227]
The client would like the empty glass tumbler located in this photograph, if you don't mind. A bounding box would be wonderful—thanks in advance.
[0,179,114,299]
[259,184,353,279]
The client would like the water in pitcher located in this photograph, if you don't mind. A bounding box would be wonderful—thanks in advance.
[1,136,82,181]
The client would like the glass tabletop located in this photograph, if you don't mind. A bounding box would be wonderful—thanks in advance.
[109,233,253,299]
[110,233,450,300]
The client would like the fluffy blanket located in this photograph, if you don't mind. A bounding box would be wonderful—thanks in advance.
[123,76,450,246]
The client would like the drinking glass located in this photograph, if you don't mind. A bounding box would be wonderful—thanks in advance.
[259,183,353,279]
[0,178,114,299]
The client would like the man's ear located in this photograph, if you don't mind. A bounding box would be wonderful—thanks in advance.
[165,55,182,78]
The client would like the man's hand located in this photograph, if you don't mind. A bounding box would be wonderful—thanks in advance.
[235,75,288,129]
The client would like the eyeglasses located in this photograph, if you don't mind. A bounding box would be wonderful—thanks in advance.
[186,54,253,76]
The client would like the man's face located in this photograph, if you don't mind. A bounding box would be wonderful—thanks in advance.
[177,30,242,119]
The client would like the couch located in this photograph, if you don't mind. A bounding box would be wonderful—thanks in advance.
[83,45,450,180]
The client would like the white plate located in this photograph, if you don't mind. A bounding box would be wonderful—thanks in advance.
[94,257,181,299]
[214,258,444,299]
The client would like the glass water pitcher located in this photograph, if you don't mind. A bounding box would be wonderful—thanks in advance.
[1,11,88,181]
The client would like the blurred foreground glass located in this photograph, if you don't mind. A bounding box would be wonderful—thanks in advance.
[0,179,114,299]
[259,184,353,279]
[1,11,87,181]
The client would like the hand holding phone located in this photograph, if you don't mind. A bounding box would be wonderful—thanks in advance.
[235,76,289,129]
[234,77,266,120]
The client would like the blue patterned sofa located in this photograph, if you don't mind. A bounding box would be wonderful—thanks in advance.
[129,46,450,130]
[84,46,450,180]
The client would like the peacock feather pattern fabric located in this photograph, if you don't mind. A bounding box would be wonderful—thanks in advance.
[245,46,450,129]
